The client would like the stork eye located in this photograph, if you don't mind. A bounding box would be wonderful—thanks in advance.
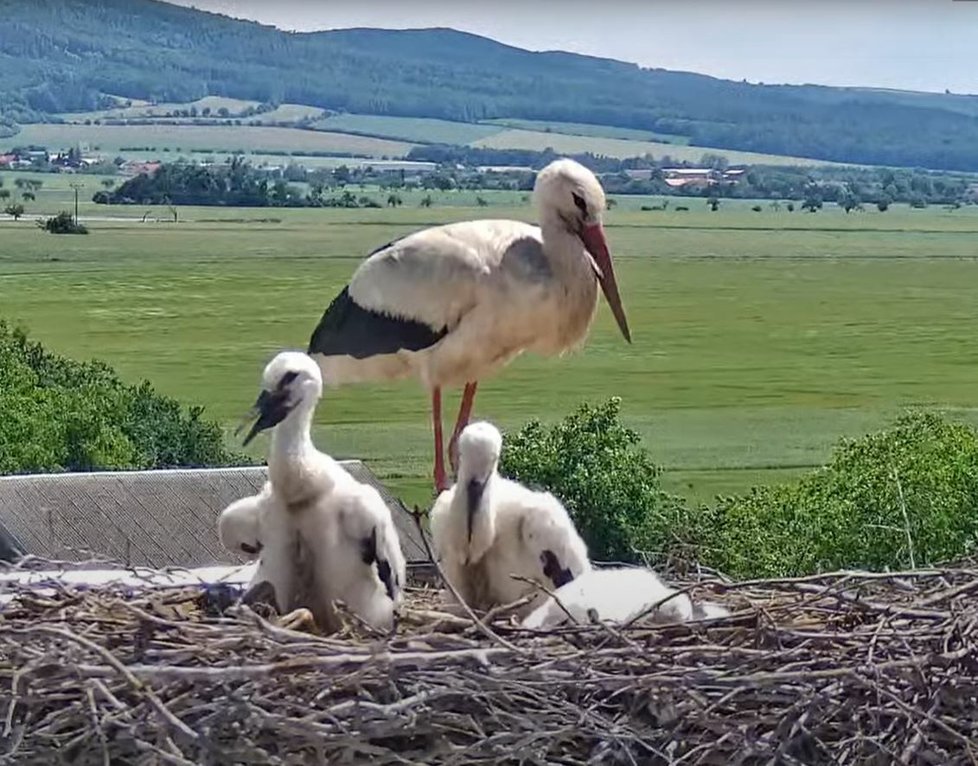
[277,371,300,390]
[572,192,588,217]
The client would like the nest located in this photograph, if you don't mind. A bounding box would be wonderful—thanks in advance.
[2,558,978,765]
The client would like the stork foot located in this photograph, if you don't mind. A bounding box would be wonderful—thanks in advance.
[277,607,317,632]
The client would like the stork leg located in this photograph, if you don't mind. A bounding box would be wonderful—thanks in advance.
[448,381,479,475]
[432,386,448,494]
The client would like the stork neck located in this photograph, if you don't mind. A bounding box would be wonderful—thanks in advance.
[539,213,588,273]
[268,401,318,476]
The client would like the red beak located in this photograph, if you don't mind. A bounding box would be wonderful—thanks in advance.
[580,223,631,343]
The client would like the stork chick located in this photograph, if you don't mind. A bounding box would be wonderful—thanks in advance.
[521,567,730,629]
[223,350,407,633]
[429,420,590,618]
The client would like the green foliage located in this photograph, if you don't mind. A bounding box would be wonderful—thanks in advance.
[500,398,699,564]
[3,203,24,220]
[708,412,978,578]
[500,400,978,578]
[38,211,87,234]
[0,322,245,474]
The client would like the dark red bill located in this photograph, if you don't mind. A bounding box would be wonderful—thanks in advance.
[580,223,631,343]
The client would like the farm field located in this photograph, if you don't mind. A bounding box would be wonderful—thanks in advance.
[482,118,689,144]
[3,195,978,506]
[0,124,414,158]
[473,129,848,166]
[15,103,859,169]
[311,114,502,144]
[59,96,261,122]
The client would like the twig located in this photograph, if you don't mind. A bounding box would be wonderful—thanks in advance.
[892,467,916,569]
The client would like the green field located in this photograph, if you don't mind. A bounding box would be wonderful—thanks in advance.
[26,102,857,169]
[482,118,689,145]
[312,114,502,145]
[1,124,414,158]
[473,129,846,166]
[60,96,261,123]
[2,186,977,506]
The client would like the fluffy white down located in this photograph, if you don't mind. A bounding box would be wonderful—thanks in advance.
[219,351,407,633]
[217,481,271,555]
[521,567,729,629]
[430,422,591,617]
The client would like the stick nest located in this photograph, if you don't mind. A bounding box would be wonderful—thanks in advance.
[2,559,978,765]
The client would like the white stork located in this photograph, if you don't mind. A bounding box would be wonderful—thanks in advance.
[429,420,591,617]
[307,158,631,492]
[226,350,407,633]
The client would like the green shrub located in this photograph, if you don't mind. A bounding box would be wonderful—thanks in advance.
[709,411,978,578]
[500,397,700,564]
[0,322,247,474]
[37,211,88,234]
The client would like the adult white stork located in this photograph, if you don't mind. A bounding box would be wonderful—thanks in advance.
[307,158,631,492]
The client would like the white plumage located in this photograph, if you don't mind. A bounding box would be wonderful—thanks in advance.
[429,420,591,618]
[307,158,632,492]
[521,567,730,629]
[217,350,407,633]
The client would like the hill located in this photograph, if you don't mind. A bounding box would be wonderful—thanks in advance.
[2,0,978,170]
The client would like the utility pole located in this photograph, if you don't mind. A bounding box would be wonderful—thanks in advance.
[69,182,82,226]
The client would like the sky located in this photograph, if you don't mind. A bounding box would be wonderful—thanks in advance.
[167,1,978,95]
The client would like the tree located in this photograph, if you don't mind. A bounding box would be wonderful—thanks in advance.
[4,203,25,220]
[910,194,928,209]
[101,179,115,189]
[877,198,890,212]
[420,195,433,208]
[838,191,861,213]
[707,196,720,211]
[38,211,88,234]
[801,196,823,213]
[21,192,34,202]
[786,202,795,212]
[386,193,402,207]
[0,190,9,201]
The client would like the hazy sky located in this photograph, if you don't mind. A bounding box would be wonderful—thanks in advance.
[167,1,978,95]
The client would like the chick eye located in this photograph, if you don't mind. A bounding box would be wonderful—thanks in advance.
[572,192,588,217]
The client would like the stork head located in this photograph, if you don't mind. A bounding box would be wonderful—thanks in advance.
[456,421,502,551]
[533,158,631,344]
[237,351,323,446]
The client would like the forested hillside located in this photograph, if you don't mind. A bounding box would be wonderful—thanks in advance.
[3,0,978,170]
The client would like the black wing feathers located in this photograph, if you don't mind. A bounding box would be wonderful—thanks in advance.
[360,527,397,601]
[541,549,575,589]
[307,286,447,360]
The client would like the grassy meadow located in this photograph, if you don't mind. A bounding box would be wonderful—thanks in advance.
[1,124,413,158]
[3,172,978,506]
[472,129,846,166]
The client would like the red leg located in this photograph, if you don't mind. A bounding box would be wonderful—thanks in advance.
[448,381,479,474]
[432,386,448,493]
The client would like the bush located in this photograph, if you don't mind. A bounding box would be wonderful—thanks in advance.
[709,412,978,578]
[500,397,699,564]
[38,211,87,234]
[0,322,247,474]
